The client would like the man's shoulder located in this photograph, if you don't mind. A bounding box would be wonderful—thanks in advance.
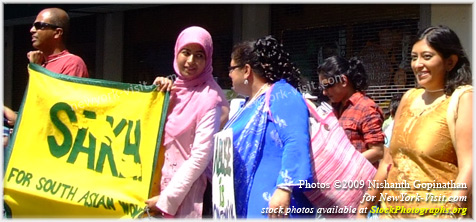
[64,53,86,64]
[55,51,89,77]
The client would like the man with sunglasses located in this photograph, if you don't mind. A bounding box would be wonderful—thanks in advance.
[27,8,89,78]
[3,8,90,150]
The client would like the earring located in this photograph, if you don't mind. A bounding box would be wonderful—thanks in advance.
[244,79,249,85]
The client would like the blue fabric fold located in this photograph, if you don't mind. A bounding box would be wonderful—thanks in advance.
[224,80,314,218]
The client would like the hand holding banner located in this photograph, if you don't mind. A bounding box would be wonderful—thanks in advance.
[4,64,169,218]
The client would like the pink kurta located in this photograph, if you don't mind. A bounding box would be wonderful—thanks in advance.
[156,106,221,217]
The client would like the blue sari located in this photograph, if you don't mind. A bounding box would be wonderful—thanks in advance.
[224,80,314,218]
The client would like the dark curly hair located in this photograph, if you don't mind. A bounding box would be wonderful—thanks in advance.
[415,25,472,95]
[317,56,368,91]
[231,36,302,89]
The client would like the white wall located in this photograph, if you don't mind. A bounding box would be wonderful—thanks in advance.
[431,4,472,61]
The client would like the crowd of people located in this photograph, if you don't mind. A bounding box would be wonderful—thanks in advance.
[3,7,473,219]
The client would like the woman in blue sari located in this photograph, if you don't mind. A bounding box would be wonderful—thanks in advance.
[223,36,314,218]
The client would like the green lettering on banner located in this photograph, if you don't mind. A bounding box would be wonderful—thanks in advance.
[212,128,236,218]
[7,167,33,187]
[213,136,232,176]
[118,201,143,217]
[4,65,168,218]
[46,103,144,180]
[108,116,127,137]
[77,191,115,210]
[83,110,97,119]
[124,120,141,164]
[35,177,78,201]
[96,137,118,176]
[47,102,77,157]
[219,177,224,207]
[67,128,97,170]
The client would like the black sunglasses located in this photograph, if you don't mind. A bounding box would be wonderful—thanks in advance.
[228,65,242,72]
[33,22,61,30]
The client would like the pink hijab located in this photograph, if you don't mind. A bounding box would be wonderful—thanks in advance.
[163,26,227,145]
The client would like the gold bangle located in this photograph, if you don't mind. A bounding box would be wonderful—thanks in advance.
[444,202,462,219]
[445,201,462,209]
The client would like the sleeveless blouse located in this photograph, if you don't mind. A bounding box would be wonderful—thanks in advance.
[380,88,461,218]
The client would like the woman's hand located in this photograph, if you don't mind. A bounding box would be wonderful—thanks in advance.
[153,77,174,92]
[4,106,17,126]
[145,195,161,213]
[268,188,291,218]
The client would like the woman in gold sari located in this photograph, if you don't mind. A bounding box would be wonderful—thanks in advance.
[358,25,472,219]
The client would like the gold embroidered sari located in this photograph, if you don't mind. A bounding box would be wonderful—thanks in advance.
[380,88,471,218]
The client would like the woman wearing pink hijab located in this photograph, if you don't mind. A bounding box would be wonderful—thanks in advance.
[145,26,229,218]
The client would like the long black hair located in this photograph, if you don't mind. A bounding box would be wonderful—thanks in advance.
[415,25,472,95]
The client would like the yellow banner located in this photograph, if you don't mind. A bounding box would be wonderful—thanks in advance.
[4,64,168,218]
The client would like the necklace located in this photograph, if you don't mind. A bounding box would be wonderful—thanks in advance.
[245,83,269,106]
[425,88,444,93]
[224,83,270,129]
[413,90,447,116]
[416,96,446,116]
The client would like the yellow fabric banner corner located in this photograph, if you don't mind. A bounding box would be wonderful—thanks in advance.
[4,64,168,218]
